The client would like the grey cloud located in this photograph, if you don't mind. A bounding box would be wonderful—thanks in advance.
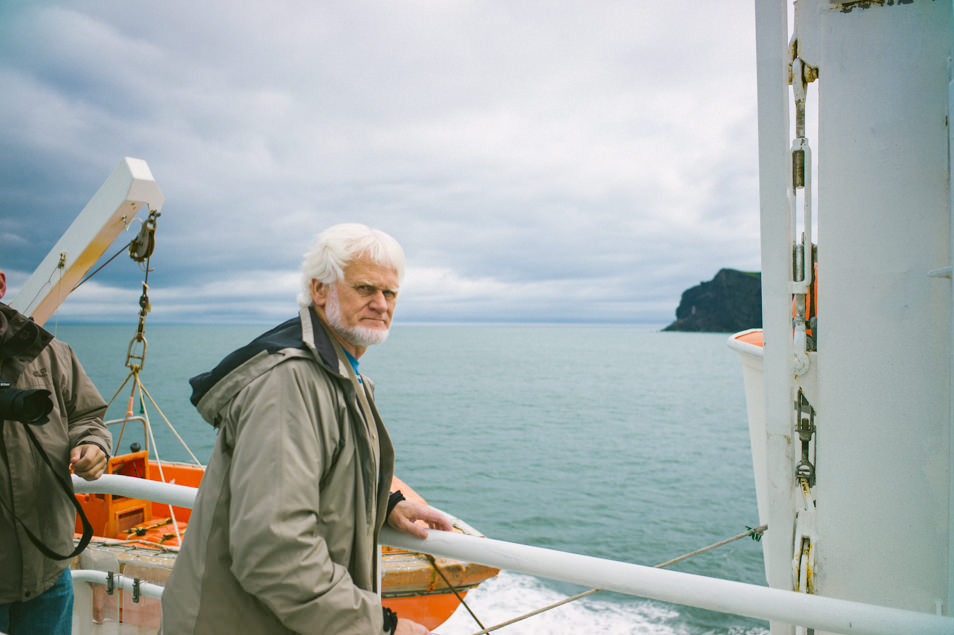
[0,1,761,325]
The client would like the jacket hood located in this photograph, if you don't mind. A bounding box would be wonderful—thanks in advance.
[189,307,343,425]
[0,302,54,383]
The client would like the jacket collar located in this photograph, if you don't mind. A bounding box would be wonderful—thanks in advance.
[300,306,343,375]
[189,306,351,413]
[0,302,53,383]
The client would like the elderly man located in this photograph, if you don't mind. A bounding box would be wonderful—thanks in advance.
[162,224,450,635]
[0,270,111,635]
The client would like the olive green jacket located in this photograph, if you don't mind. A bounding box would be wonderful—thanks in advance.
[162,308,395,634]
[0,303,110,603]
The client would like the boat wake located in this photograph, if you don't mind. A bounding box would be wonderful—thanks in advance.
[437,571,768,635]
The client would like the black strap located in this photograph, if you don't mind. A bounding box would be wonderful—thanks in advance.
[382,606,398,634]
[0,422,93,560]
[386,490,406,519]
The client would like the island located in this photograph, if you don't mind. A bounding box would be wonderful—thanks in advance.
[663,269,762,333]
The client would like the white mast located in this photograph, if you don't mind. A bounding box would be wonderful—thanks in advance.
[10,157,164,326]
[737,0,954,631]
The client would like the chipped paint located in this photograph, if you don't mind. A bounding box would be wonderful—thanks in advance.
[833,0,917,14]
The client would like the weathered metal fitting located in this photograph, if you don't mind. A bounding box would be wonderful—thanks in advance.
[796,461,816,486]
[793,149,806,188]
[797,417,815,442]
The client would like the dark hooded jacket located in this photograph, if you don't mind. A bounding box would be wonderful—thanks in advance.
[0,302,110,603]
[161,307,395,634]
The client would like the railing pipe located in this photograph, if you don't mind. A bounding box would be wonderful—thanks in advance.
[71,569,164,600]
[382,527,954,635]
[74,474,954,634]
[72,473,197,509]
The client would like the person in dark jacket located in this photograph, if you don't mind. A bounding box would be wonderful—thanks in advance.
[163,224,450,635]
[0,270,112,635]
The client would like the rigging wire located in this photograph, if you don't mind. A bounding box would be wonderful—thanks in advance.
[465,524,768,635]
[425,554,487,631]
[134,374,183,546]
[86,209,200,546]
[70,239,134,292]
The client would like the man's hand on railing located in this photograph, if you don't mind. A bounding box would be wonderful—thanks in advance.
[387,501,453,539]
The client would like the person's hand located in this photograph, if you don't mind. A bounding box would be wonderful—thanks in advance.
[395,617,430,634]
[70,444,107,480]
[387,501,453,539]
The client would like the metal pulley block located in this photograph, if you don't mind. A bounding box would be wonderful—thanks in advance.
[129,209,160,262]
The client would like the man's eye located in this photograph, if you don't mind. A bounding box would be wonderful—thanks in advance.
[356,285,373,294]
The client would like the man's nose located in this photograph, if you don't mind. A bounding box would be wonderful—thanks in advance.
[369,290,389,311]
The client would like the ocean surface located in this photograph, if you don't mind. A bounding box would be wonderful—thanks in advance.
[54,321,769,635]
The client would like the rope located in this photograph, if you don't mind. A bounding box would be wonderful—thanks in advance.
[137,379,202,466]
[425,554,487,631]
[466,524,768,635]
[134,374,183,546]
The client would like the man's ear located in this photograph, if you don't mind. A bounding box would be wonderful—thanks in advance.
[0,272,6,300]
[310,278,329,308]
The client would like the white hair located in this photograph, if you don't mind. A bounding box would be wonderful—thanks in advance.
[297,223,405,308]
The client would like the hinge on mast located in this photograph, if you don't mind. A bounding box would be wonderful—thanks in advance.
[795,390,816,486]
[792,389,817,601]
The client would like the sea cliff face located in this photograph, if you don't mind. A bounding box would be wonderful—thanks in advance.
[663,269,762,333]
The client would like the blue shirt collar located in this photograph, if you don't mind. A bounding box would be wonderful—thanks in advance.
[343,347,360,378]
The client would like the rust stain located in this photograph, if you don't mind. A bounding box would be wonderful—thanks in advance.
[833,0,917,13]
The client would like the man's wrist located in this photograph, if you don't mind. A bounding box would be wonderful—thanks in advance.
[387,490,406,518]
[382,606,398,634]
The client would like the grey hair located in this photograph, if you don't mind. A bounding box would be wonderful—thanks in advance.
[297,223,406,308]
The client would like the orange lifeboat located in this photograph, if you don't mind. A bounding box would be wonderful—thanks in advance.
[75,452,497,631]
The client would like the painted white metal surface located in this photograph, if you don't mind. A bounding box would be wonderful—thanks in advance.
[808,0,951,618]
[383,528,953,635]
[949,65,954,620]
[72,569,164,601]
[10,157,164,326]
[72,473,196,509]
[740,1,954,632]
[72,570,164,635]
[752,6,797,635]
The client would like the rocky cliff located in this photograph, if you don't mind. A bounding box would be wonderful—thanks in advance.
[663,269,762,332]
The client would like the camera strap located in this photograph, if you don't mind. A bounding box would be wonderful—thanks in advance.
[0,422,93,560]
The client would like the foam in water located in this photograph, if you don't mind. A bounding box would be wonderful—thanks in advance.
[437,572,689,635]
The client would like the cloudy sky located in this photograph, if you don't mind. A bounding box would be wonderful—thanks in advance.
[0,1,761,325]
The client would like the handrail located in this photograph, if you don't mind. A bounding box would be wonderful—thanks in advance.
[382,528,953,635]
[72,569,164,601]
[72,473,197,509]
[73,474,954,635]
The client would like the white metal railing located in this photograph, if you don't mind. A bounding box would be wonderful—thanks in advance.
[72,569,164,600]
[73,473,197,509]
[73,474,954,635]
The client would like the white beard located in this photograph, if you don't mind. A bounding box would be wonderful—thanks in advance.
[325,286,390,348]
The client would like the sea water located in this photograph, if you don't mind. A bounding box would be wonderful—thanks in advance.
[55,322,769,635]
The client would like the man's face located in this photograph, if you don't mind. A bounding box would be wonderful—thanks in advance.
[311,256,399,356]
